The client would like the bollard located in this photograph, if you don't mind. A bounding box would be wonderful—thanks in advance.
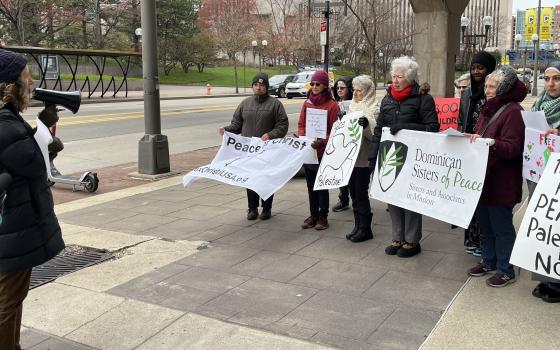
[206,83,212,95]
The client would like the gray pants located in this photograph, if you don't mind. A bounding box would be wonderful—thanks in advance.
[388,205,422,243]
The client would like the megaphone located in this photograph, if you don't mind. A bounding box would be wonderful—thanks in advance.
[32,88,81,114]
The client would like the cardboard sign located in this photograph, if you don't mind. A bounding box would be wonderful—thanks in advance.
[435,97,460,131]
[510,153,560,280]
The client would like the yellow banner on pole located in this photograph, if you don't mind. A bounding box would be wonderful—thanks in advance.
[525,8,537,41]
[540,7,553,41]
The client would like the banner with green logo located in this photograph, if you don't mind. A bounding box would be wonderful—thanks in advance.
[370,128,491,228]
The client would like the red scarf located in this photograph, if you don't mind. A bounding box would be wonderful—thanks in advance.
[390,85,413,102]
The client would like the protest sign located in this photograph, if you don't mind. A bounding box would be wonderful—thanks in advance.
[510,153,560,280]
[183,132,316,199]
[434,97,460,131]
[33,118,54,181]
[314,111,363,190]
[370,128,490,228]
[523,128,559,182]
[306,108,327,139]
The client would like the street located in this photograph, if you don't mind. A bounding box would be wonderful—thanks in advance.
[25,97,304,174]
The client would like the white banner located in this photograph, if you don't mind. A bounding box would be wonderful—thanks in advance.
[183,132,316,200]
[511,153,560,280]
[33,118,54,181]
[314,111,363,190]
[523,128,559,182]
[370,128,490,228]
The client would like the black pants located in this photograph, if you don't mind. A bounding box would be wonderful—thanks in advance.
[247,189,273,210]
[338,185,349,205]
[0,269,31,350]
[304,164,329,216]
[348,167,371,216]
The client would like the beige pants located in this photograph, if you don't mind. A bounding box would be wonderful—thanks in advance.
[0,269,31,350]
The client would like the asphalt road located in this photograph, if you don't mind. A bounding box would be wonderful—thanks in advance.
[24,96,305,174]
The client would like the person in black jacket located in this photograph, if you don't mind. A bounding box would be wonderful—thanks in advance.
[0,49,64,350]
[369,56,439,258]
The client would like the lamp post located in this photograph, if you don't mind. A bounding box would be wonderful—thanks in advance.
[378,51,384,86]
[260,39,267,72]
[461,15,493,53]
[532,33,539,97]
[251,40,257,69]
[515,33,522,65]
[135,28,142,52]
[554,43,560,60]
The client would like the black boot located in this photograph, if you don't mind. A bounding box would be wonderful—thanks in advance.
[345,210,359,240]
[350,213,373,243]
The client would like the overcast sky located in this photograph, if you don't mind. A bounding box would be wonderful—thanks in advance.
[513,0,559,13]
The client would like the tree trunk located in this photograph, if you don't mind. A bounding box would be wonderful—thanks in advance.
[233,57,239,94]
[82,8,88,48]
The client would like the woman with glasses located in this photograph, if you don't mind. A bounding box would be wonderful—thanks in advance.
[454,73,470,97]
[529,61,560,302]
[457,51,496,257]
[369,56,439,258]
[332,76,354,213]
[297,70,340,230]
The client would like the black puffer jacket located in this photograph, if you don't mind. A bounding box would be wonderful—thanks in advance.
[369,82,439,160]
[0,105,64,272]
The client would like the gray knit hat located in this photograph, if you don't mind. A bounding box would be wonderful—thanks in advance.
[495,65,518,96]
[545,61,560,74]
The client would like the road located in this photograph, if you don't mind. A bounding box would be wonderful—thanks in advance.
[24,97,305,174]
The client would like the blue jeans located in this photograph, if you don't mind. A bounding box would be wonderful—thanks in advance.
[477,205,516,278]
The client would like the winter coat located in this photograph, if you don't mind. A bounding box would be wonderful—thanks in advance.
[297,97,340,159]
[369,82,440,161]
[458,83,486,133]
[475,80,528,207]
[224,95,289,139]
[0,105,64,272]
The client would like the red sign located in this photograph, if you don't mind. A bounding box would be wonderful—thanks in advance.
[320,20,327,32]
[434,97,460,131]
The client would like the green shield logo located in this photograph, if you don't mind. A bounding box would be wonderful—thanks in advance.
[377,141,408,192]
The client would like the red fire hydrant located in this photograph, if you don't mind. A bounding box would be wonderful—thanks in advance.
[206,83,212,95]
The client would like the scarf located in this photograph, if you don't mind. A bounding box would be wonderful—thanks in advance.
[308,88,331,106]
[532,91,560,129]
[390,85,413,102]
[349,86,378,125]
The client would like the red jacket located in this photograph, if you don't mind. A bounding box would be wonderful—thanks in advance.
[475,80,527,207]
[297,98,340,159]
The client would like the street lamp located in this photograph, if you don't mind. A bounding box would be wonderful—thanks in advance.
[251,40,258,69]
[461,15,493,52]
[378,51,384,86]
[460,16,470,44]
[135,28,142,52]
[260,40,267,72]
[554,43,560,59]
[532,33,539,97]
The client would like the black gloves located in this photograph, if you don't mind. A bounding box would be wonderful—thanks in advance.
[358,117,369,128]
[337,111,347,120]
[311,139,324,149]
[390,123,425,135]
[48,136,64,153]
[38,105,59,128]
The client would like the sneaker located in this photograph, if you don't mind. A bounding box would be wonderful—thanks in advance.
[468,263,496,277]
[302,216,317,229]
[385,241,402,255]
[315,216,329,230]
[465,243,477,254]
[486,273,516,288]
[259,208,271,220]
[332,201,349,212]
[247,208,259,220]
[532,283,551,298]
[472,247,482,257]
[397,243,421,258]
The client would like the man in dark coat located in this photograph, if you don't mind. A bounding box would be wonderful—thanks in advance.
[0,49,64,350]
[219,73,289,220]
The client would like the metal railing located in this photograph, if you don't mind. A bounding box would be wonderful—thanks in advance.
[4,46,142,98]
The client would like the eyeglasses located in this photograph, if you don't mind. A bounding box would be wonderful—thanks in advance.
[310,82,322,87]
[456,85,468,90]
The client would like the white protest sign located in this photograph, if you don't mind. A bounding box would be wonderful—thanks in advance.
[370,128,490,228]
[314,111,363,190]
[183,132,316,200]
[523,128,559,182]
[522,111,549,132]
[306,108,327,139]
[33,118,54,181]
[510,153,560,280]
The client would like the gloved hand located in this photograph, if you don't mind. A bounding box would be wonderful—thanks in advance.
[337,111,346,120]
[48,136,64,153]
[311,139,323,149]
[293,133,299,138]
[358,117,369,128]
[38,105,59,128]
[390,123,406,135]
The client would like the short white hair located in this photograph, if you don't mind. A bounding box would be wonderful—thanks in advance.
[352,75,374,93]
[390,56,419,82]
[455,73,470,85]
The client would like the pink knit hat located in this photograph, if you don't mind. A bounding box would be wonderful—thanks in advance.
[311,70,329,86]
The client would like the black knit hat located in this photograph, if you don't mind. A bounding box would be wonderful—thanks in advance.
[470,51,496,73]
[0,49,27,84]
[252,72,269,89]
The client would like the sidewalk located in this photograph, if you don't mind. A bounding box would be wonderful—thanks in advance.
[19,92,557,350]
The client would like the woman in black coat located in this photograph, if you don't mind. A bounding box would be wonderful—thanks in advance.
[0,49,64,350]
[369,56,439,258]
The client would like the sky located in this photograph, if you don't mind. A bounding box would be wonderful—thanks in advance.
[513,0,559,13]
